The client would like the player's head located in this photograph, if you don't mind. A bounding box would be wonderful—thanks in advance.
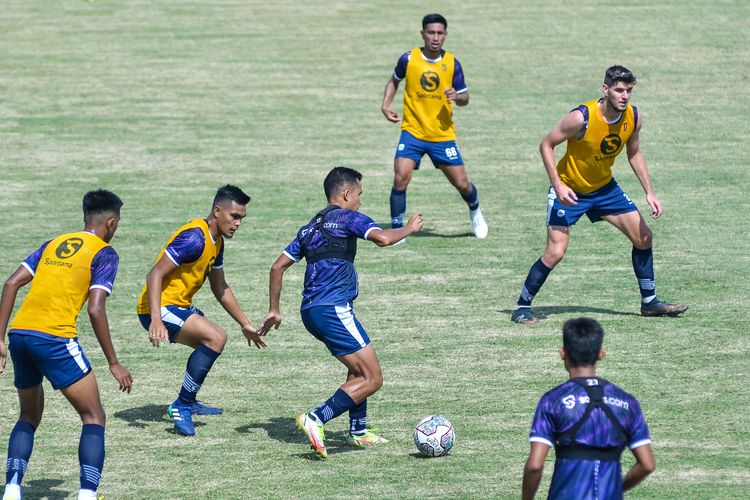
[324,166,363,210]
[561,317,605,368]
[83,189,123,242]
[211,185,250,239]
[603,66,636,112]
[421,13,448,52]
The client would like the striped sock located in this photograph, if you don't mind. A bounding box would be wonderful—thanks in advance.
[310,389,355,425]
[78,424,105,492]
[179,344,221,404]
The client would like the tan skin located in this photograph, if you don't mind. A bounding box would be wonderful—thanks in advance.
[381,22,473,198]
[0,212,132,430]
[259,180,423,403]
[146,200,265,352]
[521,348,656,499]
[539,81,660,269]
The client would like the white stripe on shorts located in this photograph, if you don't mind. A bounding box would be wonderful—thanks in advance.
[334,305,366,348]
[66,339,89,374]
[160,306,186,328]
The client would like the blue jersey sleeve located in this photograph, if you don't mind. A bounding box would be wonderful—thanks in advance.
[165,228,205,266]
[213,240,225,268]
[393,51,410,80]
[626,399,651,449]
[529,393,556,448]
[90,246,119,294]
[453,58,468,93]
[21,240,52,275]
[346,211,382,240]
[283,237,303,262]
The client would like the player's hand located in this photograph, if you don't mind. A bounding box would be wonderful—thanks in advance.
[242,324,267,349]
[406,211,424,234]
[444,87,458,102]
[554,184,578,206]
[109,362,133,393]
[0,340,7,374]
[382,107,401,123]
[646,193,663,219]
[258,311,282,336]
[148,319,169,348]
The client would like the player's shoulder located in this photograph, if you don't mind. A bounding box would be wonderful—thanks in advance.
[540,379,580,404]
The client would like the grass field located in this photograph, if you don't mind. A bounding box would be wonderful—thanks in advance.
[1,0,749,498]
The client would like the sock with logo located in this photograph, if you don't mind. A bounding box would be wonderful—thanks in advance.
[5,422,35,486]
[178,344,221,405]
[517,258,553,307]
[390,188,406,228]
[632,247,656,303]
[461,183,480,211]
[349,399,367,436]
[309,388,356,425]
[78,424,105,493]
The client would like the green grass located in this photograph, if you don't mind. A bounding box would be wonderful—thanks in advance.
[1,0,749,498]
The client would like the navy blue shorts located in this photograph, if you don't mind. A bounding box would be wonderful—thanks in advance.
[300,304,371,356]
[8,331,91,390]
[395,130,464,169]
[546,179,638,227]
[138,305,204,343]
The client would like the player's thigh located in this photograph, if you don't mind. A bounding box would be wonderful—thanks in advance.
[393,157,417,189]
[175,313,227,351]
[542,225,571,266]
[60,371,105,425]
[601,211,652,249]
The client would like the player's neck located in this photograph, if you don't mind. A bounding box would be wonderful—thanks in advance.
[421,47,442,60]
[567,365,597,379]
[598,99,621,123]
[204,216,220,241]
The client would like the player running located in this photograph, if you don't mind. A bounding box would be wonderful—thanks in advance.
[512,66,687,324]
[522,317,655,499]
[1,190,132,500]
[381,13,487,239]
[136,185,265,436]
[260,167,423,459]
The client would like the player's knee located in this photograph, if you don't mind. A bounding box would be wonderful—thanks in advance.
[19,414,42,430]
[369,371,383,394]
[393,176,410,191]
[544,248,566,267]
[80,406,106,426]
[207,328,228,351]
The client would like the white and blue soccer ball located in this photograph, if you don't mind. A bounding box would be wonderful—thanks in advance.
[414,415,455,457]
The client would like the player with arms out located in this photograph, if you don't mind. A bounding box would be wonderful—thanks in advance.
[136,185,265,437]
[381,13,487,239]
[0,189,132,500]
[511,66,687,324]
[522,317,655,499]
[260,167,423,459]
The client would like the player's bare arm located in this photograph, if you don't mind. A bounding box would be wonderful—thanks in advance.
[0,266,33,374]
[145,255,178,347]
[259,253,295,335]
[522,442,551,499]
[626,115,662,219]
[382,77,402,123]
[208,267,266,349]
[88,288,132,392]
[623,444,656,491]
[444,87,469,106]
[540,110,586,206]
[368,212,424,246]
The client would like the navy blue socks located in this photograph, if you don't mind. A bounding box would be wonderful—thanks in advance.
[5,422,35,486]
[517,258,553,307]
[349,399,367,436]
[78,424,105,492]
[310,388,355,425]
[178,344,221,405]
[461,183,480,211]
[632,246,656,302]
[390,188,406,228]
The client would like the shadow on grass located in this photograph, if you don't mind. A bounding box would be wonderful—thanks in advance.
[24,478,68,499]
[384,225,474,239]
[236,417,362,458]
[500,305,642,319]
[114,404,206,434]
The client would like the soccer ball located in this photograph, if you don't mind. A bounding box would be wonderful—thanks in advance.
[413,415,455,457]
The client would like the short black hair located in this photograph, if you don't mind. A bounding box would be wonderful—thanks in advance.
[324,166,362,200]
[604,65,636,86]
[82,189,123,222]
[563,317,604,367]
[213,185,250,207]
[422,13,447,30]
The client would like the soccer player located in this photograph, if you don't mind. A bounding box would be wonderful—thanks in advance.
[136,185,265,437]
[259,167,423,459]
[522,318,655,499]
[511,66,688,324]
[381,13,488,239]
[0,190,132,500]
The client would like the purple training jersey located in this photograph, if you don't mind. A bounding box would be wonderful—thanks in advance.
[165,227,225,268]
[529,377,651,500]
[284,207,381,310]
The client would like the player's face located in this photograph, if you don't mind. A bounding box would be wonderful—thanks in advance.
[603,81,634,112]
[421,23,447,54]
[215,201,247,239]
